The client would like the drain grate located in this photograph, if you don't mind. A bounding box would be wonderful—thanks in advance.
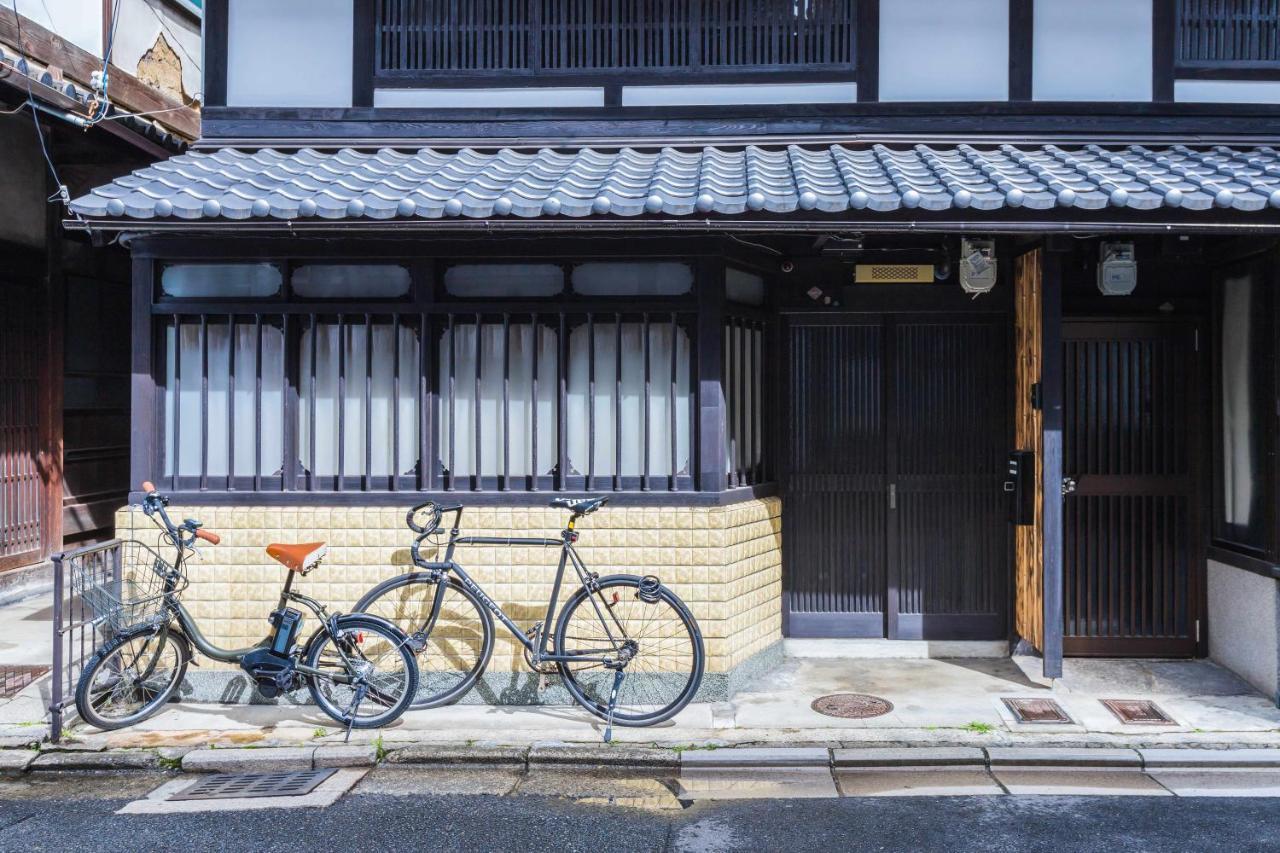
[1101,699,1176,726]
[811,693,894,719]
[0,666,48,699]
[169,770,337,802]
[1002,697,1073,724]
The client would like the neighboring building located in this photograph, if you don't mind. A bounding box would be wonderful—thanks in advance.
[69,1,1280,700]
[0,2,200,595]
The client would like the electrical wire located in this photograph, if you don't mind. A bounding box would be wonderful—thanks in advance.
[143,0,201,74]
[86,0,123,125]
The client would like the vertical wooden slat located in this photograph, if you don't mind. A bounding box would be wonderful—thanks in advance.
[253,315,263,492]
[642,312,651,490]
[171,315,181,490]
[669,312,678,490]
[473,313,482,489]
[308,314,318,491]
[364,315,373,490]
[530,314,540,489]
[502,312,511,490]
[337,313,346,491]
[227,315,236,490]
[392,317,401,490]
[447,313,456,491]
[198,315,208,491]
[614,312,622,490]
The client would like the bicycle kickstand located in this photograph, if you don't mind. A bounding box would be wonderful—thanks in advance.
[342,682,369,744]
[603,668,625,743]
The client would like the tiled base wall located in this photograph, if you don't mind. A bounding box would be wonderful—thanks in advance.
[113,497,782,699]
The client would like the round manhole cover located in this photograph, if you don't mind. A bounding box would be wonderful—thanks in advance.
[810,693,894,719]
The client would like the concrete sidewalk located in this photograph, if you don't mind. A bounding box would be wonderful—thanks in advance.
[24,652,1279,753]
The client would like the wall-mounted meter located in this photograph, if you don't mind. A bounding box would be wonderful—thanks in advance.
[1098,242,1138,296]
[959,238,997,295]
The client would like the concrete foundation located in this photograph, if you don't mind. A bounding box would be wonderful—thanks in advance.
[1207,559,1280,705]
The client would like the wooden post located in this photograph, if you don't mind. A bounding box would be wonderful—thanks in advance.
[130,257,157,499]
[1040,250,1065,680]
[696,258,726,492]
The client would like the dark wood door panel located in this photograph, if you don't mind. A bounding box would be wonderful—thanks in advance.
[783,319,886,638]
[0,276,48,572]
[1062,321,1201,657]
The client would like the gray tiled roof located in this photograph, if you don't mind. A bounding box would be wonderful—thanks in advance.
[69,143,1280,222]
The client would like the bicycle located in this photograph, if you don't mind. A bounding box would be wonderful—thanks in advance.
[74,482,419,737]
[354,497,705,740]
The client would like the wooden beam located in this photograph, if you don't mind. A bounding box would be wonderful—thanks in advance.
[352,0,375,108]
[695,257,727,492]
[856,0,879,102]
[1008,0,1034,101]
[1040,248,1065,680]
[1153,0,1176,102]
[130,257,159,493]
[0,5,200,139]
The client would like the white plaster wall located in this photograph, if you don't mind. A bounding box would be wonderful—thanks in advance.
[879,0,1008,102]
[1208,559,1280,702]
[1176,80,1280,104]
[113,0,203,101]
[1032,0,1152,101]
[226,0,353,108]
[375,88,604,108]
[623,81,857,107]
[13,0,102,57]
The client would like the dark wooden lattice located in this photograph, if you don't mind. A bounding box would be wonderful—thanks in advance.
[1177,0,1280,68]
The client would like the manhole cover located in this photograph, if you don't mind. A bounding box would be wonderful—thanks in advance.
[1101,699,1176,726]
[169,769,337,802]
[810,693,894,719]
[1003,697,1073,724]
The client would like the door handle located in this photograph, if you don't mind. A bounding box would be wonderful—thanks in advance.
[1062,477,1078,496]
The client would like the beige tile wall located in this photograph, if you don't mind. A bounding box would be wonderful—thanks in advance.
[114,498,782,674]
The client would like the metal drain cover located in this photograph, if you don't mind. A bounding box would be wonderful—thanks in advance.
[1003,697,1073,724]
[1101,699,1176,726]
[169,769,337,802]
[811,693,894,719]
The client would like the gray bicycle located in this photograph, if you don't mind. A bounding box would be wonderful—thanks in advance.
[355,497,705,739]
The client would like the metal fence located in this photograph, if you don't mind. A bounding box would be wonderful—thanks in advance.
[49,539,122,742]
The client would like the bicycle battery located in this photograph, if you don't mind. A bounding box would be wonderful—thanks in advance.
[268,607,304,655]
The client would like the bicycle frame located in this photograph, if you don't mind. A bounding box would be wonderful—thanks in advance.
[412,509,627,667]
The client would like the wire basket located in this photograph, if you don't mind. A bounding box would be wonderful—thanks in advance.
[71,539,186,635]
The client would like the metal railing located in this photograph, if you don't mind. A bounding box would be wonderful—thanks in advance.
[49,539,122,742]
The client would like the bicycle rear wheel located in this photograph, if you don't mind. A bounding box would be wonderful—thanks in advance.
[554,574,704,727]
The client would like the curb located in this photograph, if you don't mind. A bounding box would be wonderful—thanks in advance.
[4,743,1280,774]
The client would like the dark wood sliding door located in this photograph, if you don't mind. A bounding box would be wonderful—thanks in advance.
[783,314,1009,640]
[1062,321,1202,657]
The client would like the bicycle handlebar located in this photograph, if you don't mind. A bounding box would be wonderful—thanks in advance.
[139,480,218,547]
[406,500,463,535]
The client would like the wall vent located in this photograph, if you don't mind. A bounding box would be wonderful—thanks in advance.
[854,264,934,284]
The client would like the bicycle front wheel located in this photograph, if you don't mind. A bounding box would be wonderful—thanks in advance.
[554,574,704,727]
[354,574,494,709]
[75,626,189,731]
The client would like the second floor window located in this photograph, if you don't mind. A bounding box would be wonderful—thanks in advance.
[1177,0,1280,69]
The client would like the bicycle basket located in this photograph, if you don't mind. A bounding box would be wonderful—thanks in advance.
[71,539,185,634]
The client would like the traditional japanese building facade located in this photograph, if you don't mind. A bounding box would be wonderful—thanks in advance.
[71,1,1280,701]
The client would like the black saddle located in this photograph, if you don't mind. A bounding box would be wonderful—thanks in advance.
[549,496,610,516]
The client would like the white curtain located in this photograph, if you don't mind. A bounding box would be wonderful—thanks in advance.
[438,323,559,478]
[164,321,285,477]
[299,322,419,478]
[724,323,763,474]
[1221,273,1254,527]
[566,322,691,477]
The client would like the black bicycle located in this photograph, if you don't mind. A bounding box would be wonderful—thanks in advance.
[74,482,419,735]
[355,497,705,739]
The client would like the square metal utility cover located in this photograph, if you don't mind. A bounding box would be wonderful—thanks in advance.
[1101,699,1176,726]
[1002,697,1073,724]
[169,770,337,802]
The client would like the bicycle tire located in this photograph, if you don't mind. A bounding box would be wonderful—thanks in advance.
[554,574,705,727]
[354,574,494,710]
[75,626,189,731]
[304,614,419,729]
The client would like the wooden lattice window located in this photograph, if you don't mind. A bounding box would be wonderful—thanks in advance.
[1177,0,1280,70]
[374,0,859,83]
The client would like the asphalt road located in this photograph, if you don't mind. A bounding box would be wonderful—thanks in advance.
[0,770,1278,853]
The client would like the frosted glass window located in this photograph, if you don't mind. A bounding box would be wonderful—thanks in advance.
[724,323,764,477]
[726,268,766,306]
[164,321,285,477]
[438,323,559,478]
[571,263,694,296]
[566,322,692,478]
[1216,264,1268,551]
[298,322,419,478]
[293,265,411,298]
[161,264,281,298]
[444,264,565,298]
